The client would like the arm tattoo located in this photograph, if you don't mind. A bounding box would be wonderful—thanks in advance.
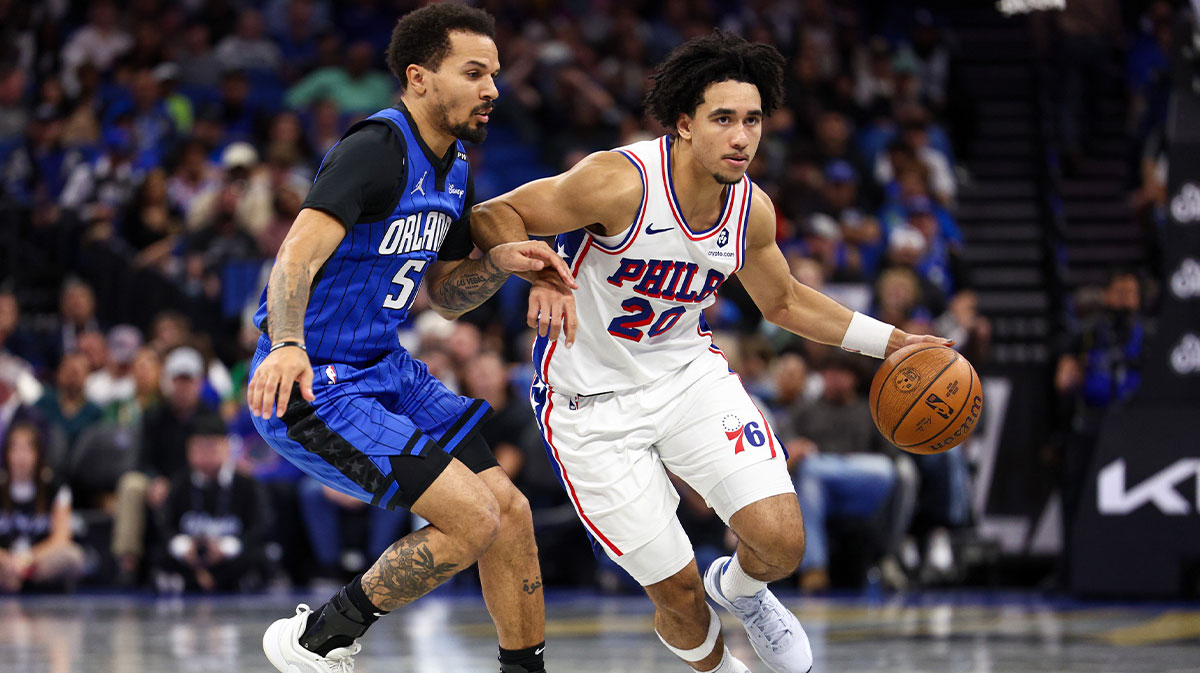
[428,252,509,314]
[360,528,459,611]
[267,259,312,343]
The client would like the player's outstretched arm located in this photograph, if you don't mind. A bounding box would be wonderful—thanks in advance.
[424,240,574,320]
[463,151,643,344]
[736,189,950,358]
[248,208,346,418]
[470,150,643,250]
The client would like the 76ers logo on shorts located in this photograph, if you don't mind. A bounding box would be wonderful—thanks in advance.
[722,414,766,454]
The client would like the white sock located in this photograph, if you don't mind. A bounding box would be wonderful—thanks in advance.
[720,553,767,599]
[699,649,748,673]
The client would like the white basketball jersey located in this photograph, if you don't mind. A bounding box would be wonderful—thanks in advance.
[532,135,753,395]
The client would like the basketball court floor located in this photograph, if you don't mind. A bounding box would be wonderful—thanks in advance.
[2,590,1198,672]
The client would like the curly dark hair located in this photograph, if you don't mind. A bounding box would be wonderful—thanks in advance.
[644,31,785,132]
[386,3,496,91]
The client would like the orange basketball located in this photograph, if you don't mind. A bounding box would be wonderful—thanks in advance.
[868,343,982,455]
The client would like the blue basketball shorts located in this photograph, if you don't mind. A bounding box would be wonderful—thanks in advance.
[249,337,494,511]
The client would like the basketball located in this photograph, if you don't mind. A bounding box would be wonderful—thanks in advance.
[869,343,982,455]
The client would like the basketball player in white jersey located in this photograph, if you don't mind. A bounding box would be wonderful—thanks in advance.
[473,32,948,673]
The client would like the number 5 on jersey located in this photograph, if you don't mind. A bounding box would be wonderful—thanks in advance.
[382,259,429,310]
[607,297,686,342]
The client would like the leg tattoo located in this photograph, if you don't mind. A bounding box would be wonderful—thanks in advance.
[360,528,459,611]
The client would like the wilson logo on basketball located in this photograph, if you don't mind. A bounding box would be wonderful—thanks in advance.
[893,368,921,392]
[927,394,983,452]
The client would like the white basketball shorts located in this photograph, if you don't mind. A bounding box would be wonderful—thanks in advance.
[530,351,795,585]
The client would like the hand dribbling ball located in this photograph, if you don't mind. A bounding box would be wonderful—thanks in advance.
[868,344,982,454]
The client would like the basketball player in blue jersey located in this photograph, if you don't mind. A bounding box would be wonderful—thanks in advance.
[247,5,575,673]
[473,32,950,673]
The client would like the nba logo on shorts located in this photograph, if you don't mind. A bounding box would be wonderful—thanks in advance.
[325,365,338,384]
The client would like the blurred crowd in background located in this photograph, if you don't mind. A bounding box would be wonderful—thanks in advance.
[0,0,1170,596]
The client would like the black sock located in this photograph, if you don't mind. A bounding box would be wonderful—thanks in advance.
[299,575,388,656]
[498,642,546,673]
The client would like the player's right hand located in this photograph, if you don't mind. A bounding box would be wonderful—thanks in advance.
[248,345,315,418]
[528,274,578,347]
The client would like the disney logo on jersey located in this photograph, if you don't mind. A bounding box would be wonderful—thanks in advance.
[606,258,725,303]
[377,211,454,256]
[447,183,466,198]
[722,415,766,454]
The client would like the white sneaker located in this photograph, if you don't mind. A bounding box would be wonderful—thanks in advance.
[704,557,813,673]
[263,604,362,673]
[726,654,752,673]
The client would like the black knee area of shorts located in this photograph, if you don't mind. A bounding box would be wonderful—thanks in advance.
[450,430,499,474]
[382,447,455,511]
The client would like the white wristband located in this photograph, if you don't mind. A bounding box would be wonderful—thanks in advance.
[840,311,895,359]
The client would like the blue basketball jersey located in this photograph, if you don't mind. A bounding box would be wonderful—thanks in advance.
[254,107,472,366]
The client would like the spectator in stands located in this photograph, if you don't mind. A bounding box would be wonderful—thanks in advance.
[34,352,102,464]
[214,9,282,75]
[305,97,343,157]
[1,105,86,208]
[1056,0,1122,171]
[155,411,268,593]
[1128,1,1173,141]
[875,108,956,206]
[1055,270,1146,551]
[272,0,322,84]
[111,345,214,580]
[853,36,896,108]
[0,64,29,146]
[0,292,48,375]
[103,346,161,432]
[209,69,264,145]
[125,19,167,70]
[167,139,220,219]
[906,450,972,585]
[901,9,952,113]
[818,159,883,274]
[0,422,85,592]
[763,351,813,418]
[462,352,558,505]
[175,23,223,92]
[935,290,992,365]
[152,63,193,137]
[54,280,100,365]
[147,311,192,358]
[802,213,864,282]
[185,141,271,240]
[84,325,142,408]
[781,353,896,592]
[58,123,144,225]
[74,331,109,375]
[284,40,395,116]
[123,168,183,271]
[0,355,48,449]
[297,477,409,581]
[116,67,177,171]
[873,263,934,335]
[59,0,131,98]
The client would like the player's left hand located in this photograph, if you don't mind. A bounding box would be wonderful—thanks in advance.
[488,240,579,290]
[528,274,577,346]
[886,330,954,358]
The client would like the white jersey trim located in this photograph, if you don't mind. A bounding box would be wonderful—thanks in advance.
[589,149,649,254]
